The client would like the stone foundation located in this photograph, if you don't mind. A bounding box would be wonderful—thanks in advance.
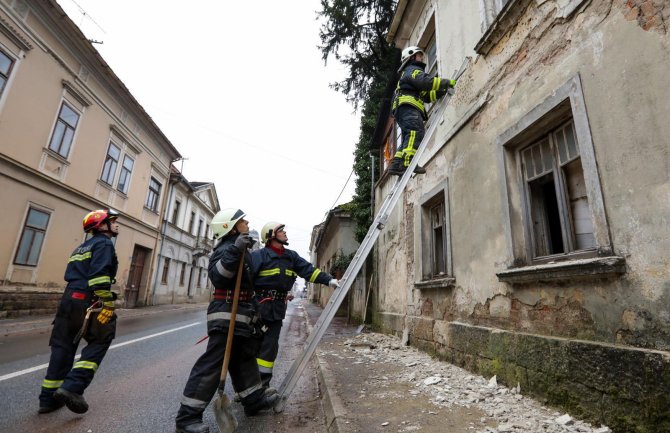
[374,312,669,433]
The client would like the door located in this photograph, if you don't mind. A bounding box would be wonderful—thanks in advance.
[125,245,149,308]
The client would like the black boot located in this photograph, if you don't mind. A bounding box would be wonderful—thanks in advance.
[387,157,405,176]
[53,388,88,414]
[38,400,65,414]
[175,422,209,433]
[243,392,279,417]
[413,165,426,174]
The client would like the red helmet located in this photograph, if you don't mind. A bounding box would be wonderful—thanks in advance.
[83,209,119,233]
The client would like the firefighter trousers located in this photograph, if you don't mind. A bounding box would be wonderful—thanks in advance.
[176,330,264,426]
[394,105,426,167]
[39,295,116,407]
[256,320,282,387]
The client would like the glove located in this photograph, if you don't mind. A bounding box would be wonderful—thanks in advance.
[96,302,114,324]
[328,279,340,289]
[448,79,457,87]
[234,232,251,251]
[94,290,115,324]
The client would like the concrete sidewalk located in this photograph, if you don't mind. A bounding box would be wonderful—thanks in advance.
[0,302,207,337]
[300,301,611,433]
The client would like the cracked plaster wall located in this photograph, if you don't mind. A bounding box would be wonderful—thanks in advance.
[377,0,670,351]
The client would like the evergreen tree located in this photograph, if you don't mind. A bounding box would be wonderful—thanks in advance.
[318,0,398,241]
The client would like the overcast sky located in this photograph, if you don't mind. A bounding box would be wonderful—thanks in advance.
[56,1,362,272]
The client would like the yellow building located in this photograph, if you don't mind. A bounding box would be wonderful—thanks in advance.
[0,0,181,316]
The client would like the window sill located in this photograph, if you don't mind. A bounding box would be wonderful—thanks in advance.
[414,277,455,290]
[496,256,626,284]
[143,206,159,215]
[97,179,114,190]
[43,148,71,165]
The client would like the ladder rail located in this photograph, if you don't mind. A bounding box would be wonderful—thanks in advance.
[274,58,471,412]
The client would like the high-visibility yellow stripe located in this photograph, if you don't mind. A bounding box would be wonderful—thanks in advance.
[397,95,425,113]
[69,252,92,262]
[88,276,111,286]
[259,268,281,277]
[42,379,64,389]
[309,269,321,283]
[285,269,297,277]
[256,358,274,368]
[429,90,437,102]
[432,77,441,91]
[73,360,98,372]
[411,69,421,78]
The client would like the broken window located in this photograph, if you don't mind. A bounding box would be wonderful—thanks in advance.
[520,120,595,259]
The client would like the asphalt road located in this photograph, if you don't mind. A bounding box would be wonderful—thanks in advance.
[0,301,326,433]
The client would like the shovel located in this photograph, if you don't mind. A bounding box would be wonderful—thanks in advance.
[213,253,245,433]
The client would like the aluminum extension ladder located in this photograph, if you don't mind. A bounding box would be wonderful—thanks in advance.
[273,58,471,413]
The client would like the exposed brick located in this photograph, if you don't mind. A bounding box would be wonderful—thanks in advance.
[624,6,640,20]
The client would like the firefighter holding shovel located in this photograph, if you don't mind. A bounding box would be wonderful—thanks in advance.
[175,208,278,433]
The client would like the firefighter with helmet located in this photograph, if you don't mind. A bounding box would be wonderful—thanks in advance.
[175,208,278,433]
[389,45,457,176]
[38,209,120,415]
[251,222,339,390]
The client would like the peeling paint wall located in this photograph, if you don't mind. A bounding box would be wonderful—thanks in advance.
[379,0,670,352]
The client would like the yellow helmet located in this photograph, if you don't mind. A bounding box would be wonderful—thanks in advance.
[211,208,246,240]
[260,221,285,244]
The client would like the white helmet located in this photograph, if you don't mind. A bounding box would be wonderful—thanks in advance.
[261,221,286,244]
[211,208,246,240]
[401,46,424,63]
[398,45,424,72]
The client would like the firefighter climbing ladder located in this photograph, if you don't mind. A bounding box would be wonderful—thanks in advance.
[274,58,471,413]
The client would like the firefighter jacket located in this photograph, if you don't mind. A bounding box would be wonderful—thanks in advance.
[251,246,333,321]
[64,233,118,292]
[392,60,452,120]
[207,233,262,338]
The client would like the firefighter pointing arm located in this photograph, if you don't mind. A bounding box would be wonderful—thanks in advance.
[39,209,119,415]
[251,222,338,390]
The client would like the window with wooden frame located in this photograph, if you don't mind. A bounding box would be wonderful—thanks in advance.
[116,155,134,194]
[161,258,170,284]
[14,207,50,266]
[48,102,80,159]
[100,142,121,185]
[520,120,595,259]
[496,75,620,282]
[0,48,14,99]
[417,181,453,287]
[145,177,161,212]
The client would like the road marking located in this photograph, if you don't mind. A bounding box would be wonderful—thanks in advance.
[0,321,202,382]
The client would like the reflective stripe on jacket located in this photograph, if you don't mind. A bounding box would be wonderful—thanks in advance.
[207,234,260,337]
[251,246,333,321]
[392,61,452,119]
[64,233,118,291]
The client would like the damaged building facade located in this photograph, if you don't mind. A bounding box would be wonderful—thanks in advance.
[370,0,669,431]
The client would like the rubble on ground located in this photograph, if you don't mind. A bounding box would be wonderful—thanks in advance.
[320,332,611,433]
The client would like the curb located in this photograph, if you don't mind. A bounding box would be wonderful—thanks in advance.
[301,301,352,433]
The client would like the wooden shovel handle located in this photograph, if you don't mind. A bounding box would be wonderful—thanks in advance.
[220,250,245,385]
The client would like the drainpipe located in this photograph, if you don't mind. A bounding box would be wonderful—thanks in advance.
[150,169,178,306]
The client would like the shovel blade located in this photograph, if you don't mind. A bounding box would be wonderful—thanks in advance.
[213,394,238,433]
